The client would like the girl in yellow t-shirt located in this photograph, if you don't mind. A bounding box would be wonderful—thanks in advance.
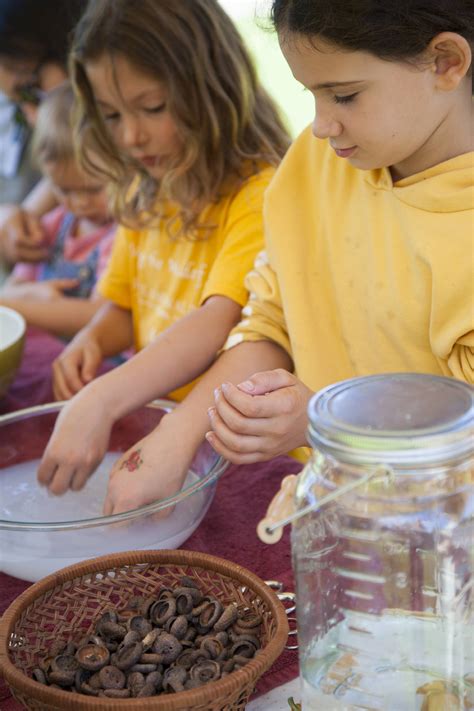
[38,0,289,494]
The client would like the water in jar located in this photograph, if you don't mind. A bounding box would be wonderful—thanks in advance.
[293,472,474,711]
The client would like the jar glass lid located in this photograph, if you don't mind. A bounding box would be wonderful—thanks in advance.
[307,373,473,465]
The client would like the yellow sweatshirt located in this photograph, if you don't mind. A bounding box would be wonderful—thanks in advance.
[226,126,474,389]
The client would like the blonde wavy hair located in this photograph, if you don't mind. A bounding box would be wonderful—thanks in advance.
[33,82,76,167]
[70,0,290,237]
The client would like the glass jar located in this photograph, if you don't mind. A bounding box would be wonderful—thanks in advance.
[293,373,473,711]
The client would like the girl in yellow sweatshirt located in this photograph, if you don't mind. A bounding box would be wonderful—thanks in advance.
[40,0,473,515]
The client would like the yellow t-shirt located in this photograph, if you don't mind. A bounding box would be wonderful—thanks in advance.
[98,166,275,401]
[226,127,474,392]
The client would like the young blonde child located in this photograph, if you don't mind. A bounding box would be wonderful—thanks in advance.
[0,82,116,338]
[37,0,289,494]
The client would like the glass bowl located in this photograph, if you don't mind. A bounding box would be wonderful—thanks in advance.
[0,400,228,582]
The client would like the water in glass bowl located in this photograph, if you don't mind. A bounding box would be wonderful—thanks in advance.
[0,453,212,581]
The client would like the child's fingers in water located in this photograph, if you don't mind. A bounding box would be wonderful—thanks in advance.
[47,464,77,496]
[70,465,95,492]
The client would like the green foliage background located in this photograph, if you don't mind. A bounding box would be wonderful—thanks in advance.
[236,15,314,137]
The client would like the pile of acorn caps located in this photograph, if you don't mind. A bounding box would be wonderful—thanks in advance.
[31,576,263,698]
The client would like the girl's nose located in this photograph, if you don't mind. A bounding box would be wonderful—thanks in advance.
[312,105,342,140]
[121,116,147,149]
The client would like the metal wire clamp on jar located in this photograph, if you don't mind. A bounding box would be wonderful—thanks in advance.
[259,373,473,711]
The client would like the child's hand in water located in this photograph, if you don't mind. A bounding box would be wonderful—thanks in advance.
[103,427,190,516]
[37,387,113,494]
[206,369,313,463]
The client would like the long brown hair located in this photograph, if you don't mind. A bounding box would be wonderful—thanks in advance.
[70,0,290,236]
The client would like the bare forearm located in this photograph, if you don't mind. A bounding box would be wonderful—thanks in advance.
[160,340,293,455]
[78,301,134,356]
[90,339,292,504]
[1,276,30,293]
[88,295,243,419]
[0,296,105,338]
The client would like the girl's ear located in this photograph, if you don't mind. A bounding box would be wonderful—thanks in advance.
[429,32,472,91]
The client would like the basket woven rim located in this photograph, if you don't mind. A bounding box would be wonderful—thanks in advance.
[0,549,290,710]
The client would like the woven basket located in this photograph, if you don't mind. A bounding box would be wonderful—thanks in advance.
[0,550,289,710]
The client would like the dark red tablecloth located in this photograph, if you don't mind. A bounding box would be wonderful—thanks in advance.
[0,328,303,709]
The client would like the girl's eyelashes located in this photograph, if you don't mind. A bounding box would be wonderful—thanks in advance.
[333,92,358,105]
[144,103,166,114]
[102,104,165,120]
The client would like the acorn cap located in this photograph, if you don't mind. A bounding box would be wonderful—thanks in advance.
[75,644,110,672]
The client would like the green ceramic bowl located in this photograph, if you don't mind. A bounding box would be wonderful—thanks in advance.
[0,306,25,398]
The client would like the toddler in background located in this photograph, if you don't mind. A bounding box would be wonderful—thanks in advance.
[0,82,116,338]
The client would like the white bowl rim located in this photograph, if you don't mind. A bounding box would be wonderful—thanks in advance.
[0,399,229,532]
[0,305,26,352]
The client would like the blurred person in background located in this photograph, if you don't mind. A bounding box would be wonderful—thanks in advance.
[0,0,87,274]
[0,83,116,338]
